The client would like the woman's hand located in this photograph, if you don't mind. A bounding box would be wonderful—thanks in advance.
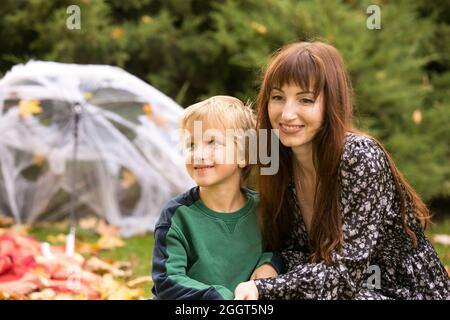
[250,263,278,280]
[234,280,259,300]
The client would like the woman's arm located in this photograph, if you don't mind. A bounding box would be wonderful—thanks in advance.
[252,139,390,299]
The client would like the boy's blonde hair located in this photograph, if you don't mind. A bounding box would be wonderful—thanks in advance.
[180,95,256,182]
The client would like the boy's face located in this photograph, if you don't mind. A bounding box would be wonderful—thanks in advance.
[183,120,242,189]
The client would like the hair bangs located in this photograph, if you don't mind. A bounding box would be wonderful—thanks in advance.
[268,47,325,99]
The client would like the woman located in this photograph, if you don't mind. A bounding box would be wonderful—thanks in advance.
[234,41,449,300]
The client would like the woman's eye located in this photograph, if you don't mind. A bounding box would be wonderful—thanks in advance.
[300,98,314,105]
[270,95,283,101]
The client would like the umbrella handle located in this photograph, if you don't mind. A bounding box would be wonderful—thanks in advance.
[65,226,76,256]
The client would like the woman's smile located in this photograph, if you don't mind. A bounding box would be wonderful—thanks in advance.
[279,123,305,134]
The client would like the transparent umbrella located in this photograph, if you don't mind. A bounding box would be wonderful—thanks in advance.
[0,60,194,241]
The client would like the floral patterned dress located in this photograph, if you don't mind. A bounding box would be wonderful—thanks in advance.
[254,133,449,300]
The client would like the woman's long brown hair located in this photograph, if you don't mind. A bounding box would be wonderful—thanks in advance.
[256,42,430,264]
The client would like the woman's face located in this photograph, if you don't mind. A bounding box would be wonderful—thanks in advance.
[268,83,324,151]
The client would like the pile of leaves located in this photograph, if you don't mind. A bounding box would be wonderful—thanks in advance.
[0,216,152,300]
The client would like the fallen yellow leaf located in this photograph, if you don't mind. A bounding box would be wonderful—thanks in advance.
[97,235,125,250]
[143,103,153,118]
[97,274,142,300]
[79,217,98,230]
[96,274,120,299]
[85,257,132,277]
[75,239,100,254]
[31,153,46,166]
[35,220,69,230]
[53,293,86,300]
[127,276,153,288]
[19,99,42,119]
[108,286,142,300]
[47,233,66,244]
[28,289,56,300]
[0,215,14,227]
[142,103,168,127]
[0,290,28,300]
[10,224,31,235]
[83,92,93,100]
[95,219,121,237]
[120,169,137,189]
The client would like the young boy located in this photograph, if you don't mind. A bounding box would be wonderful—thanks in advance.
[151,96,283,300]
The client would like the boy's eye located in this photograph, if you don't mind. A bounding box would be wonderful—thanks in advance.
[208,139,222,146]
[185,142,195,150]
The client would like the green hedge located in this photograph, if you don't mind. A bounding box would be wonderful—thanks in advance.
[1,0,449,200]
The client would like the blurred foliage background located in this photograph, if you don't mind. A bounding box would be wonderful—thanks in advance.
[1,0,449,208]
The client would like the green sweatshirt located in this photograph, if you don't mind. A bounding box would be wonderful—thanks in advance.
[151,186,283,300]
